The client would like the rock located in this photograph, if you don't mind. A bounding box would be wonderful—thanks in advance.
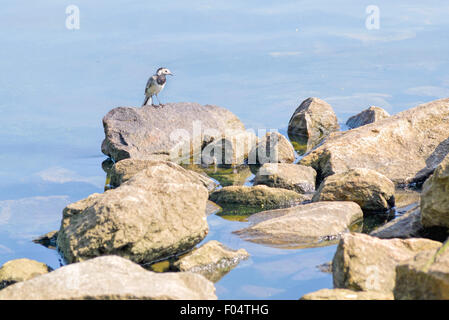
[301,98,449,185]
[102,102,247,162]
[234,202,363,248]
[346,106,390,129]
[300,288,393,300]
[333,233,441,293]
[56,161,209,264]
[206,201,221,216]
[394,241,449,299]
[203,165,252,187]
[0,259,51,289]
[209,185,307,214]
[0,256,216,300]
[173,240,249,282]
[312,168,395,212]
[421,154,449,229]
[370,206,423,239]
[287,97,340,142]
[109,158,218,192]
[248,132,295,164]
[254,163,316,194]
[33,230,59,249]
[394,188,421,211]
[201,131,258,166]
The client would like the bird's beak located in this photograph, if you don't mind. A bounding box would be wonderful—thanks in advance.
[169,72,174,76]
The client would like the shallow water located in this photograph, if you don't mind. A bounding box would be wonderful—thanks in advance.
[1,1,447,299]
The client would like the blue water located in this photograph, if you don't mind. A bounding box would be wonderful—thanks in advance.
[1,1,448,299]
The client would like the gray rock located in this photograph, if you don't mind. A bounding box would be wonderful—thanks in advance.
[254,163,316,194]
[312,168,395,212]
[333,233,441,293]
[0,259,51,290]
[370,206,423,239]
[0,256,217,300]
[234,202,363,248]
[102,102,246,162]
[57,161,209,264]
[248,132,296,164]
[346,106,390,129]
[301,98,449,186]
[288,97,340,142]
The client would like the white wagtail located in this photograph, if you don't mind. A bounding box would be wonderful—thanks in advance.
[142,67,173,107]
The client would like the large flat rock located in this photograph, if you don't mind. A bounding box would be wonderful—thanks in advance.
[301,98,449,185]
[102,103,246,162]
[0,256,216,300]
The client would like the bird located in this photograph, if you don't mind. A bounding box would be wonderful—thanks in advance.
[142,67,173,107]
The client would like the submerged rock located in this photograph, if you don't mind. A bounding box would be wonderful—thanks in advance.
[370,206,423,239]
[0,259,51,290]
[312,168,395,212]
[287,97,340,142]
[0,256,216,300]
[109,158,218,192]
[301,98,449,185]
[102,102,246,162]
[333,233,441,293]
[173,241,249,282]
[234,202,362,248]
[346,106,390,129]
[57,162,209,264]
[300,288,393,300]
[254,163,316,194]
[421,154,449,229]
[394,241,449,300]
[209,185,307,214]
[248,132,295,164]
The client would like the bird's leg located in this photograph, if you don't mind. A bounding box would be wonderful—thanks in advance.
[156,94,164,107]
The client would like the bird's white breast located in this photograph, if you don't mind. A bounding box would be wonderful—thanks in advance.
[148,82,165,95]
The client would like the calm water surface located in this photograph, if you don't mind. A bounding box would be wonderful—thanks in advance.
[1,1,448,299]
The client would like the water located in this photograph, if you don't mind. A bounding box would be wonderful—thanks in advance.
[1,1,448,299]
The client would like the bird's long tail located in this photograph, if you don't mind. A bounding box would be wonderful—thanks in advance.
[142,95,152,106]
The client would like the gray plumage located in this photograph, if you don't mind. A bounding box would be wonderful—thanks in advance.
[142,67,173,106]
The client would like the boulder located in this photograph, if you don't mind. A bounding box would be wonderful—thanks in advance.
[370,206,423,239]
[209,185,307,214]
[333,233,441,293]
[254,163,316,194]
[300,288,393,300]
[394,241,449,299]
[234,202,363,248]
[248,132,295,164]
[109,158,218,192]
[33,230,59,249]
[346,106,390,129]
[0,259,51,289]
[173,240,249,282]
[421,154,449,229]
[102,102,246,162]
[287,97,340,141]
[312,168,395,212]
[0,256,216,300]
[301,98,449,185]
[57,162,209,264]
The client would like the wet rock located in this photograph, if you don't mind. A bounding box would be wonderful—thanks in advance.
[33,230,59,249]
[370,206,423,239]
[109,158,218,192]
[173,240,249,282]
[254,163,316,194]
[209,185,307,214]
[0,259,51,289]
[0,256,216,300]
[394,241,449,299]
[57,162,209,264]
[300,288,393,300]
[333,233,441,293]
[234,202,362,248]
[301,98,449,185]
[346,106,390,129]
[312,168,395,212]
[248,132,295,164]
[102,102,246,162]
[287,97,340,142]
[201,131,258,166]
[421,154,449,229]
[203,165,252,187]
